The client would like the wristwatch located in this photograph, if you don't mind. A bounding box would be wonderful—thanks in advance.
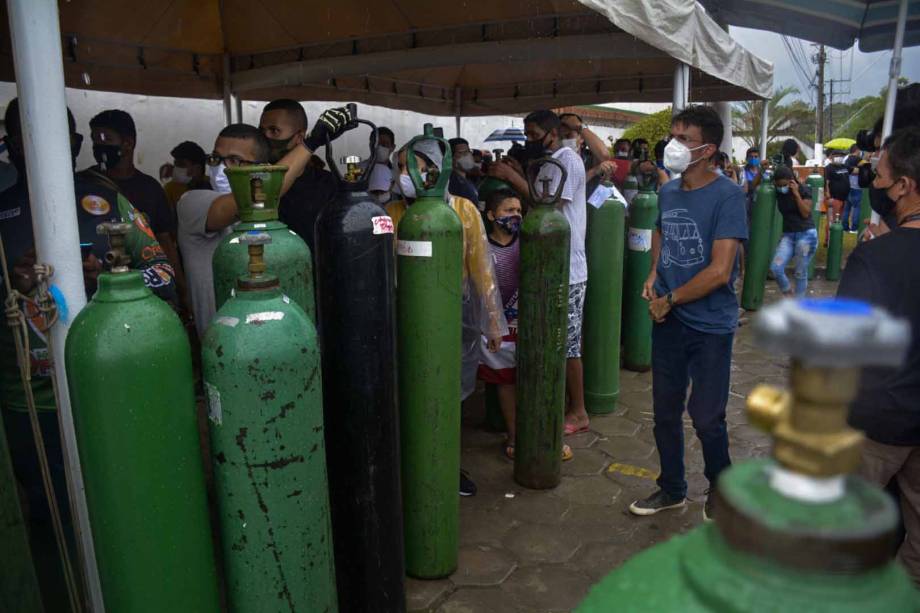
[666,292,675,307]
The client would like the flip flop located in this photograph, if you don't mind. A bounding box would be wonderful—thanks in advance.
[564,422,590,436]
[505,444,515,460]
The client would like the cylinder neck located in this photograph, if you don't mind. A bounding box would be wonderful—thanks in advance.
[92,271,149,303]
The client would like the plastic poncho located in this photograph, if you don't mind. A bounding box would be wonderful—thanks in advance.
[387,194,507,400]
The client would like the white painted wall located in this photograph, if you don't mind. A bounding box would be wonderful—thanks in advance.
[1,82,630,177]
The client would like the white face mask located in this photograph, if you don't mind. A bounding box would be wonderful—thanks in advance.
[398,172,426,200]
[562,138,578,152]
[663,139,707,174]
[371,191,391,205]
[209,162,232,193]
[172,166,192,185]
[376,145,392,163]
[456,153,476,172]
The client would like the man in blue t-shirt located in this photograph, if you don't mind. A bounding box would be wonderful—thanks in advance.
[628,105,748,523]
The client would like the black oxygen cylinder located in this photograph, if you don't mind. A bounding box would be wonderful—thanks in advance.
[314,106,406,613]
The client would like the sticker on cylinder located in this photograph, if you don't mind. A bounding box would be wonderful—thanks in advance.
[245,311,285,324]
[205,382,222,425]
[397,239,432,257]
[372,215,394,235]
[627,228,652,252]
[214,316,239,327]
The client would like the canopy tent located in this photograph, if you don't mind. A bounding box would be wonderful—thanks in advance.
[700,0,920,52]
[0,1,773,116]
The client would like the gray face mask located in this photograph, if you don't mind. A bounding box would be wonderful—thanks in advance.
[209,162,232,193]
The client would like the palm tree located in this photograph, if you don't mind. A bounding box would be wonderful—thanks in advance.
[732,86,803,150]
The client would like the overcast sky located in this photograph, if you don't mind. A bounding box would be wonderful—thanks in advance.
[731,26,920,104]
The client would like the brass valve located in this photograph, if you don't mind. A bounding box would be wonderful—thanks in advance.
[343,155,362,183]
[97,222,133,273]
[250,176,266,209]
[241,231,271,279]
[747,362,863,477]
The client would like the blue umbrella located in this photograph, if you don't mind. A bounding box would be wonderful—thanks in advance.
[484,128,526,143]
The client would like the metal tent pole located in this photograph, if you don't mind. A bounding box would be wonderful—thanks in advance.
[6,0,104,610]
[873,0,908,224]
[672,62,689,114]
[222,54,234,126]
[759,98,770,159]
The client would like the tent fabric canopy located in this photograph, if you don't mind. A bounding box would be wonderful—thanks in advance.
[700,0,920,52]
[0,0,773,115]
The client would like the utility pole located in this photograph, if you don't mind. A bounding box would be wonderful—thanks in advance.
[828,78,834,138]
[815,45,827,145]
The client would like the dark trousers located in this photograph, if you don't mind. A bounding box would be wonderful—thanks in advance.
[2,408,70,525]
[652,315,733,499]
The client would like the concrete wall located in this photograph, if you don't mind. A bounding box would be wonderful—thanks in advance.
[0,82,638,178]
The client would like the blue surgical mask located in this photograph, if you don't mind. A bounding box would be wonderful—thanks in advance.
[748,157,760,167]
[494,214,522,234]
[777,185,790,195]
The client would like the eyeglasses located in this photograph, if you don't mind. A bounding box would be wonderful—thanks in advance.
[207,153,260,167]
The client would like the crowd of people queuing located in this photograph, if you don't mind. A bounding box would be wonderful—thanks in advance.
[2,83,919,581]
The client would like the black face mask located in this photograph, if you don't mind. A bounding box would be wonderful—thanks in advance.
[523,133,548,159]
[869,184,897,218]
[93,143,123,170]
[266,135,295,164]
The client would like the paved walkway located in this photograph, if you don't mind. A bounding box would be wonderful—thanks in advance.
[409,280,837,612]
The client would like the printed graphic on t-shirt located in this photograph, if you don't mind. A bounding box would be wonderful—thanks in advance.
[660,209,705,268]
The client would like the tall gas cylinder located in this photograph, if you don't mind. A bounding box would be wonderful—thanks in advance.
[622,182,658,371]
[397,125,463,578]
[582,183,626,414]
[202,231,336,612]
[826,214,844,281]
[314,111,406,610]
[515,158,571,489]
[65,223,219,612]
[212,164,315,321]
[577,298,918,612]
[740,170,776,311]
[622,173,639,205]
[806,171,824,279]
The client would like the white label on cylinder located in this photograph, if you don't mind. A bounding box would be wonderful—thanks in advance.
[627,228,653,252]
[214,316,239,328]
[205,382,222,425]
[253,223,267,228]
[397,240,432,257]
[372,215,395,235]
[245,311,285,324]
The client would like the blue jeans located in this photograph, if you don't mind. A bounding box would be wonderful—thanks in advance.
[769,229,818,297]
[843,188,862,231]
[651,315,733,499]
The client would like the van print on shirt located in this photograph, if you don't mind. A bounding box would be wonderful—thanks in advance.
[660,209,705,268]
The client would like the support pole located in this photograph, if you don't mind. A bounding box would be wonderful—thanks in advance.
[716,101,733,159]
[759,98,770,159]
[222,54,234,126]
[6,0,104,610]
[454,87,462,138]
[671,62,689,114]
[234,94,243,124]
[875,0,909,224]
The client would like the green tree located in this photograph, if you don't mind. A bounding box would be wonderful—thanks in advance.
[732,86,805,151]
[621,108,673,158]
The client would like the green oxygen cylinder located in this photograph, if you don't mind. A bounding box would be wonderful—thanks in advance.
[212,165,315,322]
[740,170,776,311]
[806,172,825,279]
[859,187,872,231]
[398,125,463,579]
[622,173,639,205]
[202,231,336,611]
[577,299,920,612]
[582,182,626,415]
[826,214,844,281]
[515,157,571,489]
[622,182,658,372]
[65,223,219,612]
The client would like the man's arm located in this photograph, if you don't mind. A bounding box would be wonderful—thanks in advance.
[560,116,610,164]
[487,162,529,200]
[641,229,662,301]
[790,182,812,219]
[649,238,738,322]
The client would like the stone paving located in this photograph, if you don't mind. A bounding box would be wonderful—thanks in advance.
[409,279,838,612]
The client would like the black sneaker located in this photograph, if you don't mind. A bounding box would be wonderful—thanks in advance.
[703,489,714,523]
[459,470,477,497]
[628,489,686,516]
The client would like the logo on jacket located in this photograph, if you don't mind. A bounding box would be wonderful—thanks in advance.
[80,195,111,216]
